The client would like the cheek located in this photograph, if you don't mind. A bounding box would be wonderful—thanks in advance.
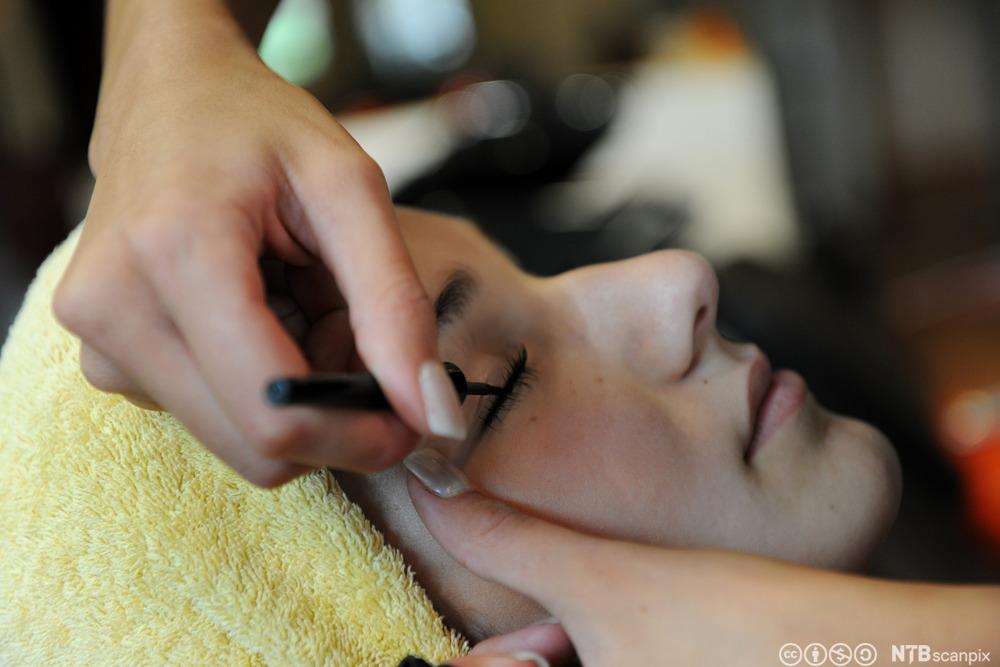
[754,412,902,567]
[465,384,730,545]
[464,397,608,501]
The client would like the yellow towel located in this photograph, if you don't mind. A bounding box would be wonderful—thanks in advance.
[0,227,468,666]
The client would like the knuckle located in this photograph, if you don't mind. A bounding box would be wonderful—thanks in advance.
[124,216,190,272]
[243,461,306,489]
[125,206,249,286]
[52,279,87,332]
[78,345,127,394]
[86,137,103,177]
[347,441,394,474]
[245,414,312,460]
[122,394,162,411]
[52,276,106,338]
[350,419,417,472]
[352,272,430,337]
[463,504,529,564]
[348,154,387,191]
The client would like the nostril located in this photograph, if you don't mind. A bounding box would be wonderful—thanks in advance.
[682,305,711,378]
[694,305,708,330]
[693,305,712,347]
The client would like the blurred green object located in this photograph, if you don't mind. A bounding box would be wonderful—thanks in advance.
[259,0,334,87]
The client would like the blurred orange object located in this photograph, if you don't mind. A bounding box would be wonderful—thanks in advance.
[689,8,748,57]
[940,387,1000,553]
[962,438,1000,553]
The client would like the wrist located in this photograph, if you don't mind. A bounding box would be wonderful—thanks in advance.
[779,570,999,649]
[91,0,261,172]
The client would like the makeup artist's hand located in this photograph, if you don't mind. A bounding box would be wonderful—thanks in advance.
[408,475,785,666]
[53,1,466,487]
[408,463,1000,666]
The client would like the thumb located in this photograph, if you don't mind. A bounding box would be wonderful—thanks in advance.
[467,621,574,665]
[404,450,604,619]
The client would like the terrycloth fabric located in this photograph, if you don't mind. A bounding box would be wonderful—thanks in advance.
[0,227,468,666]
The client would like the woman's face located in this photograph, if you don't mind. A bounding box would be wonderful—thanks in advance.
[335,208,901,638]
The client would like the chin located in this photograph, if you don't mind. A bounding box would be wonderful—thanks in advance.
[866,425,903,544]
[827,417,903,570]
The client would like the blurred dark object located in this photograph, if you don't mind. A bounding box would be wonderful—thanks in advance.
[32,0,103,155]
[884,250,1000,560]
[0,1,102,339]
[725,0,888,297]
[396,77,627,274]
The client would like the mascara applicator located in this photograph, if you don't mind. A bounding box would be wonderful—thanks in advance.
[265,362,502,409]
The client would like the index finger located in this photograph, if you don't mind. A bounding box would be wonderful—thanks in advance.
[292,152,466,441]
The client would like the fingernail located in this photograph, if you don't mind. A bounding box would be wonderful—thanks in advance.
[404,447,470,498]
[420,360,467,440]
[532,616,560,625]
[512,651,550,667]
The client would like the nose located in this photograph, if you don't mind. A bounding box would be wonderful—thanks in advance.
[557,250,719,380]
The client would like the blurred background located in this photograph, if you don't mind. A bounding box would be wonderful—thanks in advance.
[2,0,999,582]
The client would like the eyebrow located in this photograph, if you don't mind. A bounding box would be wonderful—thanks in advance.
[434,269,478,330]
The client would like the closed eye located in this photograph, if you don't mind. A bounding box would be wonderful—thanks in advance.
[478,346,534,434]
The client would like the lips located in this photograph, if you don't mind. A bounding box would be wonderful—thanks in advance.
[744,352,807,462]
[747,353,772,432]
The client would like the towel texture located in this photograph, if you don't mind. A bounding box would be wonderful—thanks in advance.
[0,227,468,665]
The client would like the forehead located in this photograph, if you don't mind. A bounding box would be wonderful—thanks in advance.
[397,208,487,247]
[396,208,520,273]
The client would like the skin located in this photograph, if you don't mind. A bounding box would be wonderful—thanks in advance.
[335,209,903,640]
[411,480,1000,666]
[55,0,460,487]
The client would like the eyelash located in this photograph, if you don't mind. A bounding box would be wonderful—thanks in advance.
[480,346,534,433]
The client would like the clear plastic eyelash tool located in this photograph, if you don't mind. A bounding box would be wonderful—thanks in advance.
[265,362,502,409]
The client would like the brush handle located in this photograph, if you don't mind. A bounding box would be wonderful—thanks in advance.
[266,363,470,409]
